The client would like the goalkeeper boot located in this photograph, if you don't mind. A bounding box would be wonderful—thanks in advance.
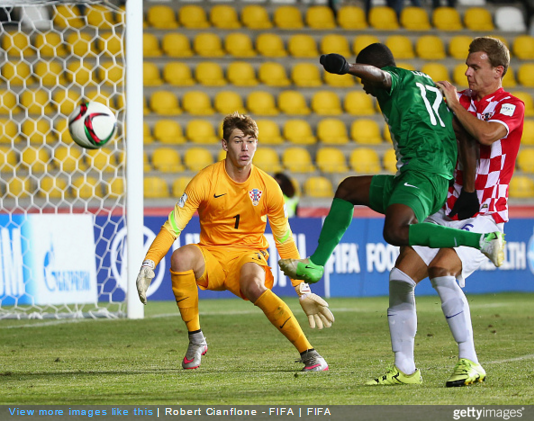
[279,258,324,284]
[298,349,329,372]
[479,232,505,267]
[182,331,208,370]
[365,366,422,385]
[445,358,486,387]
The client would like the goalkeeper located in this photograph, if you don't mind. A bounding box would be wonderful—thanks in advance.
[136,112,334,372]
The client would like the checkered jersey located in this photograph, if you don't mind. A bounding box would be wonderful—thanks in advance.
[446,88,524,223]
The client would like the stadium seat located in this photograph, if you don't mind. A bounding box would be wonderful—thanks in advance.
[317,118,349,144]
[508,175,534,198]
[195,62,226,86]
[210,4,241,29]
[448,35,472,60]
[320,34,351,56]
[186,120,219,144]
[247,91,279,116]
[217,149,226,162]
[85,88,114,109]
[420,63,449,82]
[0,143,17,165]
[256,33,287,58]
[85,4,114,29]
[259,62,290,87]
[495,6,526,32]
[67,32,98,57]
[86,147,116,173]
[143,122,154,144]
[369,6,399,30]
[143,33,162,57]
[502,67,517,88]
[350,148,381,173]
[53,88,80,115]
[0,119,20,144]
[38,176,69,199]
[464,7,494,31]
[384,125,392,143]
[383,148,397,173]
[194,33,225,57]
[178,5,210,29]
[400,7,430,30]
[344,91,375,115]
[225,33,256,57]
[416,35,446,60]
[2,61,33,85]
[517,149,534,173]
[282,147,315,172]
[22,118,55,144]
[147,5,178,29]
[513,35,534,60]
[0,90,20,115]
[34,32,67,57]
[152,147,184,173]
[274,6,303,29]
[453,63,469,88]
[292,63,322,87]
[144,176,169,199]
[54,146,86,172]
[97,32,122,57]
[162,33,193,58]
[2,31,34,57]
[214,91,246,114]
[316,147,348,173]
[386,35,414,60]
[433,7,463,30]
[184,147,214,172]
[172,176,193,197]
[511,91,534,117]
[53,4,84,28]
[252,147,282,173]
[143,62,162,86]
[150,91,181,115]
[227,62,258,86]
[242,5,272,29]
[283,120,316,144]
[305,6,336,29]
[288,34,318,58]
[351,119,383,144]
[278,91,310,115]
[154,120,186,144]
[182,91,214,115]
[522,120,534,144]
[99,61,124,86]
[353,34,380,56]
[256,119,283,144]
[6,177,31,198]
[312,91,343,115]
[518,64,534,87]
[163,62,194,86]
[324,71,356,88]
[107,177,125,198]
[303,176,333,198]
[337,6,367,30]
[20,89,53,115]
[55,119,73,144]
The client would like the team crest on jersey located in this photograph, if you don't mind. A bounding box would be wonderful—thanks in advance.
[500,103,516,117]
[249,189,262,206]
[178,193,187,208]
[481,112,494,121]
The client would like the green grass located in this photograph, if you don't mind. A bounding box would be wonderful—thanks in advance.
[1,293,533,405]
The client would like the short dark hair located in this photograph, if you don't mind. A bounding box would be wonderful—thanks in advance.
[222,112,258,141]
[356,43,396,68]
[469,36,510,77]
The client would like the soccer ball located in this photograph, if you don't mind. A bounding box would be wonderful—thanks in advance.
[68,101,117,149]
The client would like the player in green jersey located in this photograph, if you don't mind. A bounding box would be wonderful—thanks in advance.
[279,43,505,284]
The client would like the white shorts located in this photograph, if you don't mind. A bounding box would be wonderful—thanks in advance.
[412,209,504,287]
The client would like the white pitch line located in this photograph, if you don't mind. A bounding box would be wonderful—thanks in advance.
[485,354,534,364]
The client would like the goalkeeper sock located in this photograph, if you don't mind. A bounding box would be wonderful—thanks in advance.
[431,276,478,364]
[310,198,354,266]
[388,268,417,375]
[254,289,312,354]
[409,223,482,249]
[171,269,200,332]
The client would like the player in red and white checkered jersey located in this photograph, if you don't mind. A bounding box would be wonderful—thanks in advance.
[367,37,525,387]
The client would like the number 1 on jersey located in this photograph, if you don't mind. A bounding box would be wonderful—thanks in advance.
[233,214,240,229]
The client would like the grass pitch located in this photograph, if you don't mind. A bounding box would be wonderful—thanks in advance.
[1,293,533,405]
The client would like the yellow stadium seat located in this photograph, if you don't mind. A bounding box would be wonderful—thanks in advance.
[0,145,17,169]
[316,147,348,173]
[256,119,283,144]
[247,91,279,116]
[288,34,318,58]
[283,120,316,145]
[509,175,534,198]
[144,176,169,199]
[227,62,258,86]
[107,177,125,198]
[259,62,290,87]
[214,91,246,114]
[152,147,184,173]
[143,33,162,58]
[350,148,381,173]
[20,89,53,115]
[324,71,356,88]
[0,119,20,144]
[217,149,226,162]
[210,4,241,29]
[195,62,226,86]
[517,149,534,173]
[86,4,114,29]
[518,64,534,87]
[312,91,342,115]
[147,5,178,29]
[421,63,450,82]
[35,32,67,57]
[502,67,516,88]
[522,120,534,144]
[97,32,122,57]
[511,91,534,117]
[338,6,367,30]
[163,62,194,86]
[320,34,351,56]
[98,61,124,86]
[282,147,315,172]
[53,4,84,29]
[2,61,33,85]
[353,34,380,56]
[143,62,162,86]
[55,119,73,144]
[252,147,282,173]
[344,91,375,115]
[86,147,117,173]
[383,148,397,173]
[178,5,210,29]
[85,88,114,109]
[433,7,463,31]
[306,6,336,29]
[513,35,534,60]
[369,7,399,30]
[384,125,392,143]
[66,60,96,86]
[292,63,322,87]
[304,176,333,198]
[184,147,214,172]
[225,33,256,57]
[38,176,69,199]
[242,5,272,30]
[351,119,383,144]
[6,177,31,198]
[54,145,86,172]
[143,121,154,144]
[172,176,193,197]
[453,63,469,88]
[162,33,193,58]
[464,7,494,31]
[0,90,20,115]
[416,35,446,60]
[278,91,310,115]
[449,35,472,60]
[67,32,98,58]
[256,33,287,58]
[386,35,414,60]
[2,31,34,57]
[53,89,80,115]
[153,120,185,144]
[150,91,181,115]
[186,120,219,144]
[317,118,349,144]
[22,118,55,144]
[400,7,430,30]
[274,6,303,29]
[194,33,224,57]
[182,91,214,116]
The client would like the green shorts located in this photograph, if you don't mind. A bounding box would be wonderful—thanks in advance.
[369,171,450,223]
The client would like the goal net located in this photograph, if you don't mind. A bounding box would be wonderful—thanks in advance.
[0,0,138,319]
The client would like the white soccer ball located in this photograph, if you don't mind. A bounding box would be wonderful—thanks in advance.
[68,101,117,149]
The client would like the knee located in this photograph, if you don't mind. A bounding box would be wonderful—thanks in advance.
[240,277,267,303]
[171,245,200,272]
[383,225,409,246]
[334,177,353,201]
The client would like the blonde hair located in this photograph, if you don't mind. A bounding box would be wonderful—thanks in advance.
[469,37,510,77]
[221,112,258,141]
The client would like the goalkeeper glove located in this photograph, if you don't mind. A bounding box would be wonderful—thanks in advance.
[320,53,350,75]
[136,259,155,305]
[295,283,335,329]
[449,189,479,220]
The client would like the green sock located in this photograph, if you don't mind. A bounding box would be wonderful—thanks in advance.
[408,223,483,249]
[311,198,354,266]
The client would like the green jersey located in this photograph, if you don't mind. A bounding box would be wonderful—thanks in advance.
[375,67,457,180]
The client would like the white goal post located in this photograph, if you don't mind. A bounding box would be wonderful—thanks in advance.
[0,0,144,319]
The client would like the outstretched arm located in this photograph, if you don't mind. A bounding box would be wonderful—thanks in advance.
[320,53,392,89]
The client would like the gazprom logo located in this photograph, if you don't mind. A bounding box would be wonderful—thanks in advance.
[43,244,91,292]
[527,229,534,275]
